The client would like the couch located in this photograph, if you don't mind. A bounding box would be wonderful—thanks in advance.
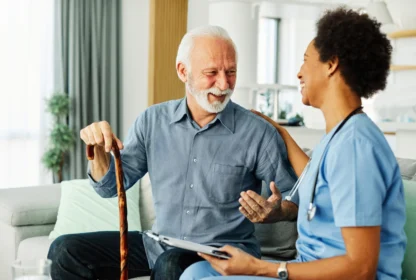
[1,157,415,280]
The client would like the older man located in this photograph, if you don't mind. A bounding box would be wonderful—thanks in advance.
[47,26,297,280]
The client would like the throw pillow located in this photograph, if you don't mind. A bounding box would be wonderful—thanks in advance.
[402,179,416,280]
[49,179,141,239]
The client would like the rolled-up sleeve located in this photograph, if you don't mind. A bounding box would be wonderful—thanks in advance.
[88,112,149,198]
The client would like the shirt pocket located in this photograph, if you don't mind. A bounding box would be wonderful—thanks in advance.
[209,163,247,204]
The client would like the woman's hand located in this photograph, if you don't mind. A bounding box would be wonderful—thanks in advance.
[251,109,309,177]
[251,109,283,132]
[198,245,265,276]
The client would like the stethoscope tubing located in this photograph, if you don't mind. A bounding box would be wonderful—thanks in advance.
[284,106,363,222]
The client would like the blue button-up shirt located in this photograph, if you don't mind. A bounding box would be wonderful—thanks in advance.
[89,98,297,267]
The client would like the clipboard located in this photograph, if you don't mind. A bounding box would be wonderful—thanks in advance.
[145,231,231,259]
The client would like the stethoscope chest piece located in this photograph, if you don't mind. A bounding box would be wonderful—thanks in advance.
[307,203,317,221]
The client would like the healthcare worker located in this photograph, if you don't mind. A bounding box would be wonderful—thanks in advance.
[180,7,407,280]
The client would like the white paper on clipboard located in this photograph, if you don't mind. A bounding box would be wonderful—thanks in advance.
[145,231,231,259]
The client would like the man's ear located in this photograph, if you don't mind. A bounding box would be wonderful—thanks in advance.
[177,62,188,83]
[327,56,339,77]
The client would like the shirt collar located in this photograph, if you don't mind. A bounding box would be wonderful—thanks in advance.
[170,98,189,124]
[170,98,235,134]
[216,101,235,134]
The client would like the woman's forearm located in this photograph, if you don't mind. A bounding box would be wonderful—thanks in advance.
[256,255,376,280]
[251,110,309,176]
[278,127,310,177]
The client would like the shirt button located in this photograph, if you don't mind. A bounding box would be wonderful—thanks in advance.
[186,210,190,214]
[193,158,197,163]
[183,237,187,240]
[190,184,194,189]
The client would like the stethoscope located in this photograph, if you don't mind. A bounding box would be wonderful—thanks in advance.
[285,106,363,221]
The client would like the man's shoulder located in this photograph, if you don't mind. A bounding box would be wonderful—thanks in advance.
[143,98,184,118]
[232,102,278,134]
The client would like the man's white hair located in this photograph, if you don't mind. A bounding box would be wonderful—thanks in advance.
[176,25,238,70]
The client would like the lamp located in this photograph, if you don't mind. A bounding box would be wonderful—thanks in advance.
[366,0,393,25]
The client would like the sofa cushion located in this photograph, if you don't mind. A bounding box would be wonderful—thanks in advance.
[397,158,416,181]
[49,179,142,239]
[0,184,61,227]
[139,174,155,231]
[17,236,53,261]
[403,179,416,280]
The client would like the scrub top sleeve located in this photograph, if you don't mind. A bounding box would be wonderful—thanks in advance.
[325,138,387,227]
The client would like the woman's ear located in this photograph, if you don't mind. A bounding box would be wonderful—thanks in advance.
[328,56,339,77]
[176,62,188,82]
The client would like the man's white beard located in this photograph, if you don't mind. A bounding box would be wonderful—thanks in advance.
[186,82,233,113]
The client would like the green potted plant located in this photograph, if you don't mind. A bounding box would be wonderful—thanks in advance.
[42,93,75,182]
[278,110,287,120]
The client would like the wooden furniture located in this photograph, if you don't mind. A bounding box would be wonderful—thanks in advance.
[388,29,416,72]
[388,29,416,39]
[148,0,188,106]
[390,65,416,71]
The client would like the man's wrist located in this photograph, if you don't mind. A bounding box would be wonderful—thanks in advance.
[280,200,298,221]
[272,206,285,222]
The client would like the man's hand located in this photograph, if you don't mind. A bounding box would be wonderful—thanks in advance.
[239,181,283,223]
[80,121,123,153]
[80,121,124,181]
[198,245,264,276]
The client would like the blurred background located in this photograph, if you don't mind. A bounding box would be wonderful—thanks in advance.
[1,0,415,188]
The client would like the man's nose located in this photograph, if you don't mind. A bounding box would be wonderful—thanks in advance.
[216,72,229,91]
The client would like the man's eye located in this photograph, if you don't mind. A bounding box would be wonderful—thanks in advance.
[206,72,216,76]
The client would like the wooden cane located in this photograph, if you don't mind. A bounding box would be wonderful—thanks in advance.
[86,142,128,280]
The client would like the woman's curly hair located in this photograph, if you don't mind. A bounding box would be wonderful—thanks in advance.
[314,7,392,99]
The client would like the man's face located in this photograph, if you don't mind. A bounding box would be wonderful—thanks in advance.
[186,37,237,113]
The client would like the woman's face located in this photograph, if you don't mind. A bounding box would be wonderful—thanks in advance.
[297,40,328,108]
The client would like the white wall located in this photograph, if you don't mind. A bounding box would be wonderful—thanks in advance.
[121,0,150,138]
[187,0,209,30]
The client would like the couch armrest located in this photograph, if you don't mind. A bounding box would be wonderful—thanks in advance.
[0,184,61,227]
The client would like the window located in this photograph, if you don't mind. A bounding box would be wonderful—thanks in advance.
[0,0,54,188]
[256,18,301,121]
[257,17,279,84]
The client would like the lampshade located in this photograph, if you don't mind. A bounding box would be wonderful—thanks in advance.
[366,1,393,24]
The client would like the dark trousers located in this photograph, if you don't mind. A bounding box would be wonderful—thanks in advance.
[47,231,203,280]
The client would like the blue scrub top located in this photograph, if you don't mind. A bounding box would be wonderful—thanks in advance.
[296,114,407,279]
